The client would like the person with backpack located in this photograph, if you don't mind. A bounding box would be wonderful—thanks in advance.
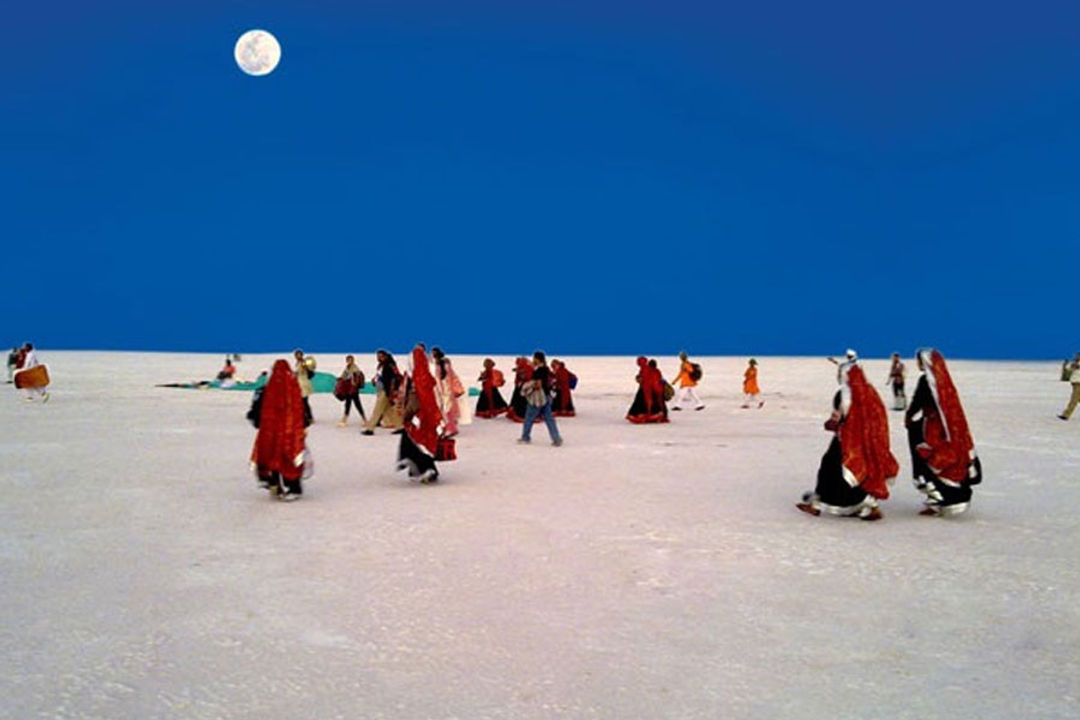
[292,348,315,424]
[475,358,509,418]
[549,359,577,417]
[517,351,563,446]
[335,354,366,427]
[670,352,705,411]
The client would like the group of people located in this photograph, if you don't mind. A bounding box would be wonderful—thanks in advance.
[797,348,982,520]
[248,345,984,518]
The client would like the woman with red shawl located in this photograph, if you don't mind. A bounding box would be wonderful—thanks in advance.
[506,356,536,423]
[627,357,669,423]
[797,353,898,520]
[475,358,509,418]
[396,345,445,484]
[550,359,577,417]
[905,349,982,516]
[249,359,310,501]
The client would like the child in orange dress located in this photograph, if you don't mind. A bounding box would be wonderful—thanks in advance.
[742,359,763,409]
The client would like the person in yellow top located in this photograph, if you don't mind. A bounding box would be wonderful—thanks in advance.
[742,358,763,409]
[671,351,705,411]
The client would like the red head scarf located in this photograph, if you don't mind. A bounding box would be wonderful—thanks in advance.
[837,363,899,499]
[918,349,978,483]
[515,357,534,384]
[251,360,306,481]
[554,362,571,394]
[407,346,443,455]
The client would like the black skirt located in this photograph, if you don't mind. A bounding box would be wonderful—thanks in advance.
[398,432,437,479]
[475,386,509,418]
[813,436,868,510]
[627,387,667,423]
[552,388,575,417]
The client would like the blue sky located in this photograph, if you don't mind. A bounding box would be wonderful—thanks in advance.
[3,1,1078,358]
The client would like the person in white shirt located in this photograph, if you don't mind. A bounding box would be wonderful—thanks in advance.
[19,343,49,402]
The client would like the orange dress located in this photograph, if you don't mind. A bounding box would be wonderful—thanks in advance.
[743,366,760,395]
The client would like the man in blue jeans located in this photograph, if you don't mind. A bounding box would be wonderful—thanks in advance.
[519,350,563,446]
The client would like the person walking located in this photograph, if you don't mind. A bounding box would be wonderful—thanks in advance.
[518,351,563,446]
[396,345,447,483]
[432,347,469,436]
[363,350,403,434]
[797,352,897,520]
[17,343,49,402]
[550,359,577,417]
[249,359,310,501]
[475,358,509,418]
[6,347,19,383]
[336,355,366,427]
[741,359,763,409]
[886,353,907,410]
[1058,353,1080,420]
[670,352,704,411]
[627,356,669,423]
[906,348,982,516]
[293,349,314,424]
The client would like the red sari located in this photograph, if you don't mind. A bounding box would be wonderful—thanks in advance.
[406,347,443,456]
[475,366,509,418]
[551,363,576,417]
[837,364,899,499]
[251,360,307,481]
[917,349,979,484]
[507,357,535,423]
[627,357,668,423]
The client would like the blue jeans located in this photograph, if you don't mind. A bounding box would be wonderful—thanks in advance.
[522,399,561,443]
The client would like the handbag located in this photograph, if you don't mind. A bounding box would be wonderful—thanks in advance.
[333,377,354,400]
[436,435,457,462]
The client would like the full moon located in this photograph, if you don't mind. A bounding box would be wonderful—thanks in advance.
[234,29,281,76]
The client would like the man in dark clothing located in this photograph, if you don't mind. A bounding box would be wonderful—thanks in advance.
[518,350,563,446]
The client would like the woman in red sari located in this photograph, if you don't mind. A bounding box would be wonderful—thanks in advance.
[905,348,982,516]
[475,358,509,418]
[627,357,668,423]
[797,354,898,520]
[249,359,310,501]
[550,359,577,417]
[506,356,535,423]
[396,345,445,484]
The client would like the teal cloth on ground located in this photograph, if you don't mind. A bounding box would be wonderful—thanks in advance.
[160,371,480,396]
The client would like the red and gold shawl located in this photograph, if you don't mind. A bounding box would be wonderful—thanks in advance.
[838,363,899,499]
[250,360,306,481]
[407,346,443,455]
[919,349,977,484]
